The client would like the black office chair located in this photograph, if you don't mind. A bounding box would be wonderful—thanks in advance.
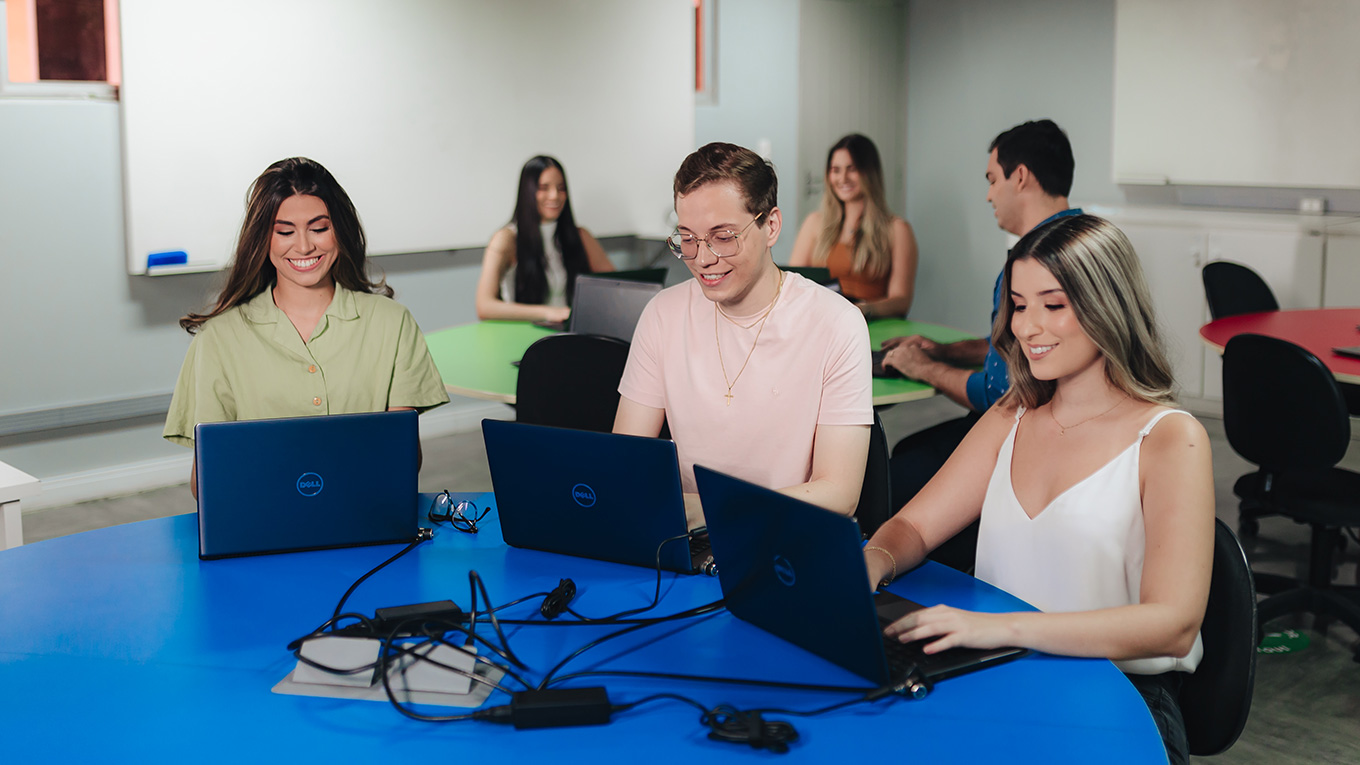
[1202,260,1279,320]
[1221,334,1360,659]
[515,333,630,433]
[854,412,892,539]
[1203,260,1281,535]
[1179,519,1257,756]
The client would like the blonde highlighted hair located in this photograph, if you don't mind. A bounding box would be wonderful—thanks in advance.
[812,134,892,280]
[993,215,1177,409]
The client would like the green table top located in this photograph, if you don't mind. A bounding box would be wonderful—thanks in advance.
[424,318,978,406]
[867,318,979,405]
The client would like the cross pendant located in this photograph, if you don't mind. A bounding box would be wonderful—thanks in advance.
[724,391,733,406]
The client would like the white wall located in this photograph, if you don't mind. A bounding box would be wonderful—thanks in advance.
[0,95,503,507]
[694,0,802,264]
[903,0,1125,336]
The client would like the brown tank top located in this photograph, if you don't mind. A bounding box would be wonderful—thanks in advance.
[825,240,888,301]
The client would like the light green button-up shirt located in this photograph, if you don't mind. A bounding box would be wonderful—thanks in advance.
[163,285,449,447]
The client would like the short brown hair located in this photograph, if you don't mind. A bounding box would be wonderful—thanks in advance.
[673,142,778,217]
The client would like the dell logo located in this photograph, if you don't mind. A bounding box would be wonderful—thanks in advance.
[297,472,324,497]
[571,483,597,508]
[772,555,796,587]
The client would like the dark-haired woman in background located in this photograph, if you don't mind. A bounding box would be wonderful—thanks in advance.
[789,134,917,319]
[475,155,614,322]
[164,157,448,497]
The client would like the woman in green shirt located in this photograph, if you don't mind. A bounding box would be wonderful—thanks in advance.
[164,157,448,497]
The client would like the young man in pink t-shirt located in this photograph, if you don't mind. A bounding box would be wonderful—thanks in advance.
[614,142,873,527]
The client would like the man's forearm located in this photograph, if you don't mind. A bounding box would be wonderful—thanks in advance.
[936,338,990,367]
[915,360,977,410]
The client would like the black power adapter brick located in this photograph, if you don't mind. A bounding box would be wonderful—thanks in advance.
[369,600,464,635]
[475,687,613,729]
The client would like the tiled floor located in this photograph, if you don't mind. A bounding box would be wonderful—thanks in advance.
[15,398,1360,763]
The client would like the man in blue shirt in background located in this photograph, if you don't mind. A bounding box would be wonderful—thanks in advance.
[880,119,1080,571]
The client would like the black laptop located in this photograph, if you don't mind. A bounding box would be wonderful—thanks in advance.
[531,275,662,341]
[482,419,712,574]
[195,411,420,560]
[693,465,1027,688]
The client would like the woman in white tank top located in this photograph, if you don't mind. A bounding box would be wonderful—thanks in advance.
[863,215,1213,764]
[474,155,614,322]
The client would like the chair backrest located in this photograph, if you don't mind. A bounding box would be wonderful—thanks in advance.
[1202,260,1279,319]
[1222,334,1351,472]
[853,412,892,538]
[515,333,631,433]
[1179,518,1257,756]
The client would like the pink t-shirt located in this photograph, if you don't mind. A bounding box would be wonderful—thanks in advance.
[619,272,873,493]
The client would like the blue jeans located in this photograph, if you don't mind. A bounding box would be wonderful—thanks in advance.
[1125,671,1189,765]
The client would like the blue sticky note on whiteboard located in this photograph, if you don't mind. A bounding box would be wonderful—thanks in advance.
[147,250,189,268]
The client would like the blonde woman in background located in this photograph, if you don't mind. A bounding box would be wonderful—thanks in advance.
[789,133,918,318]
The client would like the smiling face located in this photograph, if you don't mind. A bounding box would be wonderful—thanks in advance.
[674,180,781,314]
[827,148,863,204]
[535,165,567,222]
[269,194,338,292]
[1009,256,1103,384]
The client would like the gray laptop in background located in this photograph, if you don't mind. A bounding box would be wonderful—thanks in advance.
[693,465,1027,688]
[533,275,662,342]
[195,410,420,560]
[482,419,712,574]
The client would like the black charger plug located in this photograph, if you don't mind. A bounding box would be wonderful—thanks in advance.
[540,578,576,619]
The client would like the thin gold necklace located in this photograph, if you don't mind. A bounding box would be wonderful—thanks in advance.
[715,271,784,406]
[1048,395,1127,435]
[716,280,784,329]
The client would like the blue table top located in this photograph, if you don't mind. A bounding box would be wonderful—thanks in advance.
[0,493,1166,763]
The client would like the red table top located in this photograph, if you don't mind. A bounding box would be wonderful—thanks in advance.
[1200,308,1360,384]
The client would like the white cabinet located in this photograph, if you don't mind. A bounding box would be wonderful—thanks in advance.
[1323,224,1360,308]
[1113,222,1207,399]
[1092,207,1333,406]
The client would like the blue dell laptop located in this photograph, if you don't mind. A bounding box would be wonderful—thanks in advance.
[481,419,713,574]
[693,465,1027,688]
[194,410,420,560]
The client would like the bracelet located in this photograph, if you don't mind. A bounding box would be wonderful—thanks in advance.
[864,546,897,587]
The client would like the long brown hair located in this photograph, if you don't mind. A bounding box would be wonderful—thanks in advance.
[510,155,590,305]
[813,134,892,279]
[180,157,391,333]
[993,215,1177,409]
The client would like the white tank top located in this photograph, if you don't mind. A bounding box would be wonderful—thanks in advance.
[500,221,568,307]
[974,406,1203,675]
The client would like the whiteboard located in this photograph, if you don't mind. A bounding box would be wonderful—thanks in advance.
[1113,0,1360,189]
[120,0,694,274]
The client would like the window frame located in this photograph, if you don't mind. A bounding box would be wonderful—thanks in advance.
[1,0,119,100]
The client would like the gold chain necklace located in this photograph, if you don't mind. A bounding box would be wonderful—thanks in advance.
[1048,396,1127,435]
[715,271,784,406]
[716,277,784,329]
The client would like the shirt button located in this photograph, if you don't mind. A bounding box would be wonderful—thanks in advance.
[308,365,317,373]
[312,397,322,406]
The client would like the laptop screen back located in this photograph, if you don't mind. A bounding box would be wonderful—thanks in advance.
[694,464,894,684]
[482,419,694,571]
[195,410,419,560]
[568,275,662,343]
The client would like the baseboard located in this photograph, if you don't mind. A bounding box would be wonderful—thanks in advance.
[21,401,512,513]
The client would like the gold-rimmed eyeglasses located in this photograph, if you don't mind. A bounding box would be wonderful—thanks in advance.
[667,212,766,260]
